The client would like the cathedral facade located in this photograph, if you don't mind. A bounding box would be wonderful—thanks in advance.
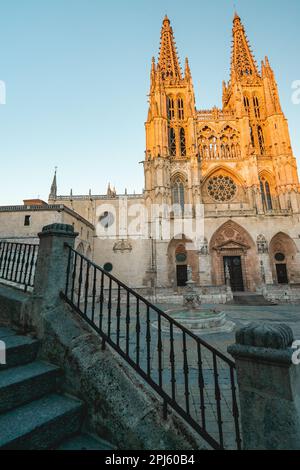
[49,14,300,300]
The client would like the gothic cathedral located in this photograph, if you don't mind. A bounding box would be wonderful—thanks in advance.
[49,14,300,301]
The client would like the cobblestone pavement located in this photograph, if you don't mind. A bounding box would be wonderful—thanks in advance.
[83,299,300,450]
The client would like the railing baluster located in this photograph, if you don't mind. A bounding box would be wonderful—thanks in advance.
[19,245,27,285]
[4,243,13,280]
[23,245,31,286]
[182,331,190,415]
[169,322,176,401]
[71,251,77,304]
[146,306,151,377]
[14,244,22,283]
[77,255,84,309]
[91,265,97,324]
[9,243,17,281]
[136,298,140,367]
[197,342,206,431]
[230,366,242,450]
[27,245,35,290]
[65,245,72,297]
[84,261,90,317]
[99,271,104,331]
[116,285,121,347]
[0,242,4,276]
[107,278,112,338]
[1,243,9,278]
[213,353,224,448]
[157,313,163,388]
[125,291,130,357]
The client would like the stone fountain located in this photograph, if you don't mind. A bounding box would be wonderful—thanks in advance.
[165,266,235,334]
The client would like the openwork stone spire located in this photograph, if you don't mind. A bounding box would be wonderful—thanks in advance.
[49,167,57,200]
[231,13,259,83]
[158,15,182,82]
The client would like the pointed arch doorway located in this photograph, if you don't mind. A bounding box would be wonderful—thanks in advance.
[210,221,260,292]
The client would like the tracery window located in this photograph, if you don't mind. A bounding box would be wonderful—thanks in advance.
[178,98,184,120]
[172,177,185,212]
[180,127,186,156]
[244,96,250,114]
[253,96,261,118]
[265,182,272,210]
[167,97,175,120]
[260,177,273,210]
[169,127,176,156]
[257,126,265,154]
[207,175,237,202]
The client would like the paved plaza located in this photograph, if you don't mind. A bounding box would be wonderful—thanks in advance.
[81,298,300,449]
[195,303,300,356]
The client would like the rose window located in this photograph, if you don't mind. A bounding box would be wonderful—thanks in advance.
[207,175,237,202]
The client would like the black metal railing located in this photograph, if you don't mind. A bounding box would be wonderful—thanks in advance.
[61,245,242,450]
[0,241,39,292]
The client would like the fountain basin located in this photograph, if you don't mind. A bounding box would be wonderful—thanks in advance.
[165,308,235,335]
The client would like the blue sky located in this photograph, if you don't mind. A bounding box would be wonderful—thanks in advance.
[0,0,299,204]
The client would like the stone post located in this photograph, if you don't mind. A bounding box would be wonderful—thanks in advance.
[33,224,78,307]
[228,322,300,450]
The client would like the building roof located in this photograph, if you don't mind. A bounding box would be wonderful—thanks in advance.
[0,204,95,230]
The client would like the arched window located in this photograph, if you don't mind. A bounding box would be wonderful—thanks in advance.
[169,127,176,156]
[172,177,185,212]
[260,178,273,211]
[265,181,273,210]
[260,179,266,208]
[167,97,175,120]
[244,96,250,114]
[253,96,261,118]
[249,125,255,147]
[258,126,265,154]
[180,128,186,156]
[178,98,184,120]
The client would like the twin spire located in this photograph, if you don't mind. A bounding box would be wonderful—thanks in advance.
[155,13,260,85]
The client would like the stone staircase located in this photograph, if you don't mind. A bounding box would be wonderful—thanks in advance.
[0,326,114,450]
[230,293,276,306]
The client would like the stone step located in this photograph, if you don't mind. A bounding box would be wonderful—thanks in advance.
[231,294,275,306]
[0,361,61,413]
[0,334,39,370]
[57,433,115,450]
[0,393,84,450]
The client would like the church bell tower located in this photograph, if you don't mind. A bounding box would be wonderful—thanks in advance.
[144,16,202,212]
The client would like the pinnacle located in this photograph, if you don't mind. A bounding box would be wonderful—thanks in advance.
[234,11,241,21]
